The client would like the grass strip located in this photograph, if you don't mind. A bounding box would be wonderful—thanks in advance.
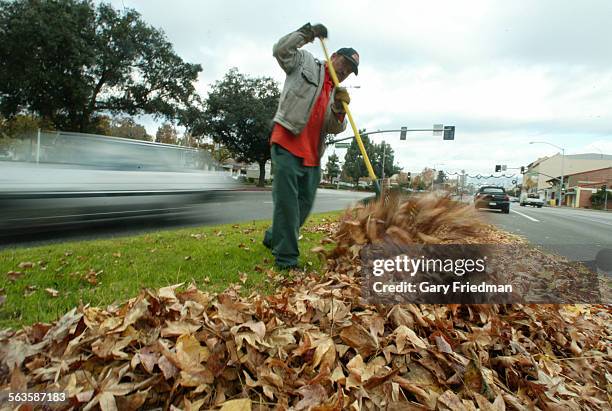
[0,212,341,328]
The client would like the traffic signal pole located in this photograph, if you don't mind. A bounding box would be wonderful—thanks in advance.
[328,127,453,144]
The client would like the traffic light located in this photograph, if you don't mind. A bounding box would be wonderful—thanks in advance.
[520,166,525,174]
[443,126,455,140]
[407,171,411,182]
[495,165,501,172]
[400,126,407,140]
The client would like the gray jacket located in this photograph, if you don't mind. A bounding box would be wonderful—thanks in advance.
[272,28,347,158]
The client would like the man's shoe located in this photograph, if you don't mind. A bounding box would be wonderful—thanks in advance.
[262,238,272,250]
[263,229,273,250]
[275,262,303,271]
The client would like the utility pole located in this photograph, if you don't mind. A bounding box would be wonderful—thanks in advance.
[560,148,565,206]
[381,140,386,192]
[461,170,465,201]
[529,141,565,206]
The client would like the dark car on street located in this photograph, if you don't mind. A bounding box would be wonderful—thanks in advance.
[474,186,510,214]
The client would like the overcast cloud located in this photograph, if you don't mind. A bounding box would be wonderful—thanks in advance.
[103,0,612,175]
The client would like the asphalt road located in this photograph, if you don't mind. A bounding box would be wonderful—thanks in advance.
[175,188,372,226]
[479,204,612,267]
[1,189,372,248]
[6,190,610,270]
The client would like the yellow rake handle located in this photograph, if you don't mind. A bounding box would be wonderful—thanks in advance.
[319,38,378,184]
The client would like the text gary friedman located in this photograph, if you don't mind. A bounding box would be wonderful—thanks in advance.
[371,281,513,295]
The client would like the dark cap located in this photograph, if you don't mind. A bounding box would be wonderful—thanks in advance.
[336,47,359,75]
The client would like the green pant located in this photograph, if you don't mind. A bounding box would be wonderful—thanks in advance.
[264,144,321,267]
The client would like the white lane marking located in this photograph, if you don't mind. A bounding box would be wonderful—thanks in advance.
[511,209,540,222]
[263,201,273,204]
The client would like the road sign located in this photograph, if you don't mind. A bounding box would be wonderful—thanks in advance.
[335,143,350,148]
[433,124,443,136]
[443,126,455,140]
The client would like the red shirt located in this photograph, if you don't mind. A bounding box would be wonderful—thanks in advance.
[271,67,335,167]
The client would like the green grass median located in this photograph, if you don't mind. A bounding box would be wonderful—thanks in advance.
[0,212,340,329]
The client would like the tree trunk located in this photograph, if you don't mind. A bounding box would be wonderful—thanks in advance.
[257,160,267,187]
[80,71,108,133]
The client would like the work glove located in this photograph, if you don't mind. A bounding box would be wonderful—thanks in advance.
[332,87,350,114]
[298,23,328,42]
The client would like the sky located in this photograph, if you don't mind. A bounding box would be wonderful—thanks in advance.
[103,0,612,176]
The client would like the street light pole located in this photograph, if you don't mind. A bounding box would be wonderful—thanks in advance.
[592,146,603,159]
[461,169,465,200]
[560,147,565,206]
[381,140,386,192]
[529,141,565,206]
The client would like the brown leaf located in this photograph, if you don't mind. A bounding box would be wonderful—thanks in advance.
[6,271,24,282]
[161,321,201,338]
[117,297,149,332]
[473,392,503,411]
[135,347,159,374]
[23,284,37,296]
[394,325,428,352]
[45,287,59,297]
[435,335,453,354]
[219,399,251,411]
[158,283,184,301]
[10,366,28,391]
[158,355,178,380]
[84,269,103,285]
[115,390,149,411]
[464,359,485,392]
[393,375,438,409]
[340,324,378,357]
[437,390,468,411]
[312,337,336,371]
[295,384,327,410]
[176,334,210,371]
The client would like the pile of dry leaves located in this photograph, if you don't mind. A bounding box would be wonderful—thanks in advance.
[1,194,610,410]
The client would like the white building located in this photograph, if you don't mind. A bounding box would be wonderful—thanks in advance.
[222,159,272,181]
[523,153,612,203]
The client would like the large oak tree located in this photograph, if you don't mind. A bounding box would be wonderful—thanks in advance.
[0,0,202,133]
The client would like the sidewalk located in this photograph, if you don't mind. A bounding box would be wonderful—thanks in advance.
[548,205,612,213]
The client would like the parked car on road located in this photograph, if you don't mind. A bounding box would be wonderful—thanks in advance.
[520,193,544,208]
[474,186,510,214]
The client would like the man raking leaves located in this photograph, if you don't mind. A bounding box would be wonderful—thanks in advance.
[263,23,360,269]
